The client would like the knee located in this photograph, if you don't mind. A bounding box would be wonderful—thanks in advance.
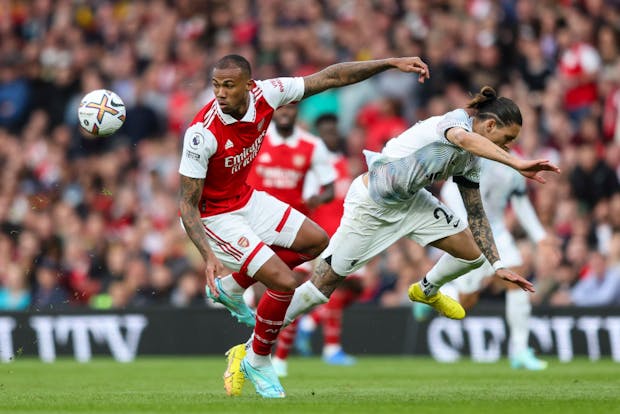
[305,228,329,259]
[269,272,298,292]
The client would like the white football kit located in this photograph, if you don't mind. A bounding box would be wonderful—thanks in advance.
[440,158,546,293]
[321,109,480,276]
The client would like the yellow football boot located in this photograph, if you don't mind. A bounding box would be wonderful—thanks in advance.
[223,344,246,396]
[408,283,466,320]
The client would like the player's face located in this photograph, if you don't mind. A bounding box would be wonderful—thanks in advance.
[480,120,521,152]
[272,104,298,130]
[212,67,252,117]
[317,120,340,151]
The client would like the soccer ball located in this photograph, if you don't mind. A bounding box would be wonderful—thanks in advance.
[78,89,126,136]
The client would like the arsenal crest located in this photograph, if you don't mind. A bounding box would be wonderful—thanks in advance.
[237,236,250,248]
[293,155,306,168]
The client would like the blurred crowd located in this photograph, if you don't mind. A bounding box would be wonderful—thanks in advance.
[1,0,620,312]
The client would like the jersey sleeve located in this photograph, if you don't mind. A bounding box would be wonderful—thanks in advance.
[436,109,472,140]
[454,156,481,187]
[178,124,217,179]
[257,77,305,109]
[310,140,337,186]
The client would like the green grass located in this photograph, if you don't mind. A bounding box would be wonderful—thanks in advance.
[0,356,619,414]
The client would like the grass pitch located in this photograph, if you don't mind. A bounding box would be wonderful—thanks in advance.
[1,356,618,414]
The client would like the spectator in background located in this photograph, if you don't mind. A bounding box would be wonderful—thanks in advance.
[0,263,31,310]
[357,96,408,153]
[569,143,620,211]
[30,259,69,310]
[570,251,620,307]
[557,8,601,126]
[0,55,31,131]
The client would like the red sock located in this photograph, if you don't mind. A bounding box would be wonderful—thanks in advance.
[233,246,311,289]
[271,246,312,269]
[323,287,360,346]
[252,289,293,356]
[274,319,298,359]
[308,304,325,325]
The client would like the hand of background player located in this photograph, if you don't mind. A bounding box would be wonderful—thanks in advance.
[390,57,430,83]
[494,268,535,292]
[204,251,225,297]
[514,159,561,184]
[304,195,322,210]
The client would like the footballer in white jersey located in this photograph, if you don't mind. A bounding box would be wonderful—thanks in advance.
[285,86,560,338]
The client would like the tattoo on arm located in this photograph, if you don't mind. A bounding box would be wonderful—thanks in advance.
[179,175,213,261]
[310,259,344,297]
[458,185,500,264]
[303,60,392,98]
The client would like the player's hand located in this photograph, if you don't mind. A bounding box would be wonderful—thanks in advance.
[494,268,535,292]
[516,159,561,184]
[391,57,430,83]
[304,195,322,210]
[204,252,224,297]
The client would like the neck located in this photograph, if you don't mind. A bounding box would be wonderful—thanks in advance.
[229,93,250,120]
[276,125,294,138]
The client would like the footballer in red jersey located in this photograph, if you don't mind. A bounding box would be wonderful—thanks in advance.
[178,54,430,398]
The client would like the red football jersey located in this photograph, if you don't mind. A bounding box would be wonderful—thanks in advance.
[246,125,336,216]
[179,77,305,217]
[309,154,351,237]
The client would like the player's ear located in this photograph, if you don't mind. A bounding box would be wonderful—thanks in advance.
[485,118,496,133]
[246,79,254,91]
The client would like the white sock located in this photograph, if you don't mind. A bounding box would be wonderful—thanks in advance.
[218,274,245,295]
[246,347,271,368]
[422,254,486,296]
[299,315,317,332]
[506,289,531,357]
[323,344,341,358]
[283,281,328,326]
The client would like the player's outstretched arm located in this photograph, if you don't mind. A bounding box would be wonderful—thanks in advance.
[458,184,534,293]
[446,128,561,183]
[302,57,429,98]
[179,175,224,295]
[513,158,561,183]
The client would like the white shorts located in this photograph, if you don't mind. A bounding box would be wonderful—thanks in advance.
[452,228,523,294]
[184,190,306,277]
[321,176,468,276]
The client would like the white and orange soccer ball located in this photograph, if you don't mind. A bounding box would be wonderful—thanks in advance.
[78,89,126,136]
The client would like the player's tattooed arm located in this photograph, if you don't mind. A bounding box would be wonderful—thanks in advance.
[458,184,501,264]
[179,175,213,261]
[302,57,429,98]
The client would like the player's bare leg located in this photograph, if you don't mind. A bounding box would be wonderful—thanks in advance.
[408,230,485,320]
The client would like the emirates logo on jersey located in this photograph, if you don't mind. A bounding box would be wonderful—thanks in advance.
[293,155,306,168]
[257,118,265,132]
[237,236,250,248]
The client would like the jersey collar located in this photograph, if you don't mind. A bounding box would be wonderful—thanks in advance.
[266,124,301,146]
[216,91,256,124]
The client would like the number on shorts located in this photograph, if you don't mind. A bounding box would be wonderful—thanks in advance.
[434,207,460,228]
